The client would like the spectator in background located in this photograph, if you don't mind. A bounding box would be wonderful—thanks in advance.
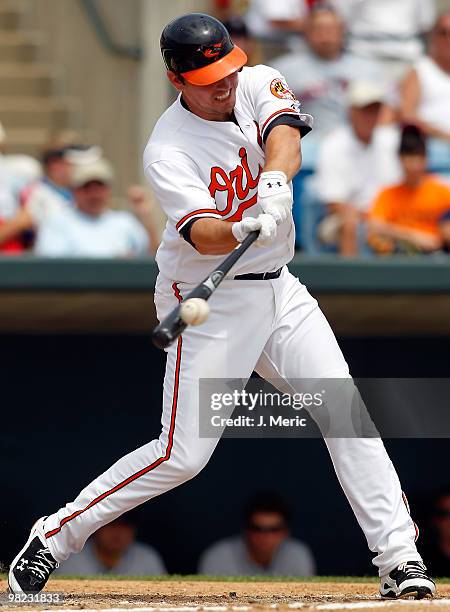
[368,125,450,254]
[55,513,166,576]
[400,11,450,168]
[421,489,450,577]
[243,0,311,47]
[329,0,436,83]
[315,81,401,256]
[0,126,23,253]
[223,15,260,66]
[0,142,77,252]
[271,5,381,167]
[0,121,41,191]
[35,158,151,257]
[198,492,316,576]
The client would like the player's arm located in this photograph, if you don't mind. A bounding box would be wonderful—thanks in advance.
[188,125,301,256]
[145,157,276,257]
[263,123,302,181]
[190,214,276,255]
[190,218,236,255]
[252,66,312,224]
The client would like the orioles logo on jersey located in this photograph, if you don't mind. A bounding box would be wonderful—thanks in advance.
[199,42,223,59]
[270,78,296,101]
[209,147,262,221]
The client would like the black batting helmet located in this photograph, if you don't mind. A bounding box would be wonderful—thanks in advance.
[160,13,247,86]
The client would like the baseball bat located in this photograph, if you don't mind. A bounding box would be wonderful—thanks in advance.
[151,231,259,349]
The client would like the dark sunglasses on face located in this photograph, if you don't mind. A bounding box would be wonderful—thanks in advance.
[247,523,286,533]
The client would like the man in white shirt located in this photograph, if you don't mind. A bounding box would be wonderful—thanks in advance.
[199,492,315,576]
[315,81,401,255]
[0,144,74,251]
[400,11,450,169]
[329,0,436,81]
[35,159,150,258]
[244,0,310,40]
[271,6,381,166]
[0,122,42,252]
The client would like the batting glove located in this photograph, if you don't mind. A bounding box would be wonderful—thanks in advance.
[232,213,277,247]
[257,171,292,225]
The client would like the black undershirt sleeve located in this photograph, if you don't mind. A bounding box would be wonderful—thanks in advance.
[263,115,312,142]
[179,218,199,248]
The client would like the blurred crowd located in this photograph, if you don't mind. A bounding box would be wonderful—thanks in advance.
[54,489,450,577]
[218,0,450,256]
[2,0,450,259]
[0,128,159,258]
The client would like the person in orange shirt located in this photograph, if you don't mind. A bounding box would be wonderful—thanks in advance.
[368,125,450,254]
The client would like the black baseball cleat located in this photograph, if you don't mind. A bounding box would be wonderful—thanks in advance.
[8,517,59,594]
[380,560,436,599]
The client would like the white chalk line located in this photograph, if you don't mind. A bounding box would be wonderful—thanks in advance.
[37,607,251,612]
[315,600,450,610]
[32,601,450,612]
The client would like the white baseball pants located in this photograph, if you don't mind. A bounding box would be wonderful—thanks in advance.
[43,268,421,575]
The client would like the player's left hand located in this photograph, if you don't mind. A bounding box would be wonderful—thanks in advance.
[257,171,292,225]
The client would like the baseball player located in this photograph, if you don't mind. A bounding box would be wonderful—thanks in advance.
[9,13,435,599]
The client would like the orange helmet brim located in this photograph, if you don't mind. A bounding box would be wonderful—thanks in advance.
[181,45,247,86]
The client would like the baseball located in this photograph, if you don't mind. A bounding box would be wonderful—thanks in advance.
[179,298,210,326]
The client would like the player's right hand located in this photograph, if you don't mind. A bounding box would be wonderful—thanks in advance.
[232,214,277,247]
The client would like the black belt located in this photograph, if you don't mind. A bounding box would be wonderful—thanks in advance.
[234,267,283,281]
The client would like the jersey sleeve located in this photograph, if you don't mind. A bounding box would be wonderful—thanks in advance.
[144,155,222,233]
[247,65,313,143]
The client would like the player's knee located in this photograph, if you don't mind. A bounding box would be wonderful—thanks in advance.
[170,450,210,481]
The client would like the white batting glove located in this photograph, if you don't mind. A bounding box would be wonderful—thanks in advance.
[257,171,292,225]
[232,214,277,247]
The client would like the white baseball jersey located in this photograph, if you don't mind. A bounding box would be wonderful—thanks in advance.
[143,65,313,283]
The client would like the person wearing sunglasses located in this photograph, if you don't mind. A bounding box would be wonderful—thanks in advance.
[198,492,316,576]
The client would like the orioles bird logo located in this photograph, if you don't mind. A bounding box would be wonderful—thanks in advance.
[199,42,223,58]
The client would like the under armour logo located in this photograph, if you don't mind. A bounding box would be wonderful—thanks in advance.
[267,182,282,188]
[17,559,29,571]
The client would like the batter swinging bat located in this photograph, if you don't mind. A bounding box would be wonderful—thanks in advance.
[152,231,259,349]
